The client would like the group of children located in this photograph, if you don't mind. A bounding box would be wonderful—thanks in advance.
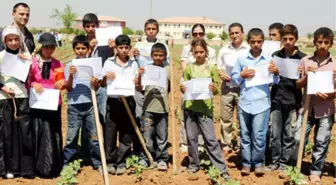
[0,10,334,184]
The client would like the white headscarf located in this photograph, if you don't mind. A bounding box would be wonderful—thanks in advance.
[2,25,25,52]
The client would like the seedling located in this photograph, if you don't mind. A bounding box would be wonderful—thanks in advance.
[126,155,147,182]
[57,159,82,185]
[285,166,307,185]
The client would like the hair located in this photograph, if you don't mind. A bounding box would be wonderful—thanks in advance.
[82,13,99,27]
[269,22,284,31]
[144,19,159,30]
[72,35,90,49]
[313,27,334,42]
[247,28,265,40]
[115,35,131,46]
[191,24,205,33]
[228,22,244,33]
[190,39,209,57]
[281,24,298,39]
[13,3,29,13]
[151,43,167,56]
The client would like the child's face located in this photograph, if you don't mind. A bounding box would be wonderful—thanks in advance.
[192,26,205,40]
[151,51,166,65]
[192,45,206,62]
[314,35,333,53]
[145,24,158,40]
[116,45,131,59]
[84,23,97,38]
[248,35,264,53]
[5,34,20,51]
[282,34,297,50]
[269,29,281,41]
[41,45,56,59]
[74,43,89,58]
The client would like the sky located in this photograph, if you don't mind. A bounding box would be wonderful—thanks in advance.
[0,0,335,36]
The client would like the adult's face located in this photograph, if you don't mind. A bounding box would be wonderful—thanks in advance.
[192,26,205,40]
[12,5,30,26]
[229,26,244,46]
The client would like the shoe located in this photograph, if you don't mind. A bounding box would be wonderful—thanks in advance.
[157,161,168,171]
[5,173,14,179]
[278,165,286,179]
[255,167,265,176]
[309,174,321,184]
[116,166,126,175]
[139,159,148,168]
[265,164,279,172]
[241,167,251,176]
[179,144,188,153]
[221,172,231,181]
[107,164,116,174]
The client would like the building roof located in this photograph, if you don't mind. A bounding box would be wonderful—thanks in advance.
[158,17,223,25]
[76,15,126,22]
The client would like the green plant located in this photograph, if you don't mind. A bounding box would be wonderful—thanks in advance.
[207,166,225,185]
[122,27,134,35]
[126,155,146,182]
[304,141,313,156]
[50,5,77,35]
[57,159,82,185]
[219,31,228,41]
[225,180,240,185]
[285,166,307,185]
[206,32,216,40]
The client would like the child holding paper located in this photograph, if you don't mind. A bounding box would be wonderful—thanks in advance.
[293,27,335,184]
[135,43,170,171]
[29,32,65,177]
[63,35,102,173]
[180,39,231,180]
[0,26,34,178]
[231,28,279,176]
[266,24,306,177]
[100,35,138,175]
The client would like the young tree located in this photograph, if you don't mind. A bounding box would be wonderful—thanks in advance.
[122,27,134,35]
[219,31,228,41]
[306,33,313,40]
[206,32,216,40]
[50,4,77,34]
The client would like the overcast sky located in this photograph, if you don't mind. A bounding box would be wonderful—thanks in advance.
[0,0,335,36]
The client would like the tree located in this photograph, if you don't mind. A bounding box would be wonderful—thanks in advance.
[306,33,313,40]
[50,4,77,34]
[219,31,228,41]
[122,27,134,35]
[206,32,216,40]
[135,30,144,36]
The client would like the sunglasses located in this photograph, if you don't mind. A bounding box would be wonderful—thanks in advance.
[192,32,205,37]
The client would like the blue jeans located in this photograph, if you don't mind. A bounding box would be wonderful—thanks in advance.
[96,87,107,124]
[239,108,270,168]
[63,103,101,168]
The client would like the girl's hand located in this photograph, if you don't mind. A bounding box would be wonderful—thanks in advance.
[209,83,216,92]
[70,66,77,75]
[180,84,187,93]
[105,72,116,80]
[33,83,44,94]
[54,80,65,89]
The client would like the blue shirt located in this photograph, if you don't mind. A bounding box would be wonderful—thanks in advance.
[231,51,279,115]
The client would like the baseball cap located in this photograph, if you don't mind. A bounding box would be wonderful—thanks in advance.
[38,32,57,46]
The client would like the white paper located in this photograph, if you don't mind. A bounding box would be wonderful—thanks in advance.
[307,71,334,94]
[141,65,167,88]
[72,58,103,79]
[73,65,93,88]
[95,26,123,46]
[274,56,301,79]
[262,40,281,57]
[183,80,213,100]
[1,52,31,82]
[29,88,60,111]
[191,78,212,93]
[136,42,154,57]
[245,63,274,87]
[107,73,135,96]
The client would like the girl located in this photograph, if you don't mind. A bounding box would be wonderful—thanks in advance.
[0,26,34,178]
[29,32,64,178]
[181,39,230,180]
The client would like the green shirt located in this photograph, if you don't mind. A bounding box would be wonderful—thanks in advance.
[143,65,170,114]
[183,63,220,117]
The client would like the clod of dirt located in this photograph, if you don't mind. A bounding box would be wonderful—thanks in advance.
[187,173,199,181]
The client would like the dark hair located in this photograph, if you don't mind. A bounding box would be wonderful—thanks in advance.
[247,28,265,40]
[313,27,334,42]
[151,43,167,56]
[229,22,244,33]
[191,24,206,33]
[144,19,159,30]
[269,22,284,31]
[281,24,298,39]
[13,2,29,13]
[115,35,131,46]
[82,13,99,27]
[72,35,90,49]
[190,39,208,57]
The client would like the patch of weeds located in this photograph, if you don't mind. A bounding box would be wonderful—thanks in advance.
[126,155,147,182]
[285,166,307,185]
[57,159,82,185]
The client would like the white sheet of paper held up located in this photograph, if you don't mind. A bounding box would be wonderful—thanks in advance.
[245,63,274,87]
[141,65,167,88]
[307,71,334,94]
[73,65,93,88]
[107,72,135,96]
[136,42,154,57]
[274,56,301,79]
[72,58,103,79]
[191,78,212,93]
[224,65,235,87]
[29,88,60,111]
[183,79,213,100]
[96,26,122,46]
[262,40,281,57]
[1,52,30,82]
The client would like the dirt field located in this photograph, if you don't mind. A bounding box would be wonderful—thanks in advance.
[0,44,335,185]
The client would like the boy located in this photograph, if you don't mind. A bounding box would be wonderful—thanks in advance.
[231,28,280,176]
[294,27,335,184]
[269,23,284,41]
[63,35,102,172]
[266,24,306,177]
[100,35,138,175]
[136,43,170,171]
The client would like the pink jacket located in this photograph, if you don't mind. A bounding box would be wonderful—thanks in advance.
[29,57,64,105]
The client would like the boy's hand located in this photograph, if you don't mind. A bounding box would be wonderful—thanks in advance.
[268,61,279,75]
[133,48,140,57]
[219,70,231,82]
[54,80,65,89]
[69,66,77,75]
[134,77,140,86]
[307,66,317,73]
[138,67,145,75]
[180,84,187,93]
[209,83,217,92]
[33,83,44,94]
[108,39,115,49]
[315,92,333,103]
[90,77,99,88]
[18,53,28,60]
[90,39,98,50]
[240,67,255,79]
[1,86,14,98]
[105,72,116,80]
[298,66,304,75]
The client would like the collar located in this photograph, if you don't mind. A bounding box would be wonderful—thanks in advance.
[308,52,333,66]
[110,54,132,67]
[246,50,266,61]
[228,42,249,50]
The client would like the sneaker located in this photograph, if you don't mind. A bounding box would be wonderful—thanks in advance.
[116,166,126,175]
[265,164,279,172]
[278,165,287,179]
[179,144,188,153]
[255,167,265,176]
[5,173,14,179]
[221,172,231,181]
[157,161,168,171]
[107,164,116,174]
[241,167,251,176]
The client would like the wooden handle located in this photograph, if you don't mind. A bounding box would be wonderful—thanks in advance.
[169,54,177,173]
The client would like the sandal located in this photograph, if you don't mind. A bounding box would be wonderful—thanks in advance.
[309,174,321,184]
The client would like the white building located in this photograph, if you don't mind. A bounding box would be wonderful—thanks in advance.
[157,17,225,39]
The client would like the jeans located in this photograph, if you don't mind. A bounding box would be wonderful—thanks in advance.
[96,87,107,124]
[239,108,270,168]
[63,103,101,168]
[270,103,296,167]
[140,112,168,163]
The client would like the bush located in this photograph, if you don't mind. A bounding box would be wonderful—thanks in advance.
[206,32,216,40]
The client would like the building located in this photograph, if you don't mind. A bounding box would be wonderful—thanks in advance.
[157,17,224,39]
[74,15,126,29]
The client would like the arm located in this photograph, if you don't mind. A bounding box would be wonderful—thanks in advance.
[180,46,190,70]
[211,65,221,95]
[296,61,307,89]
[64,74,74,92]
[231,58,244,86]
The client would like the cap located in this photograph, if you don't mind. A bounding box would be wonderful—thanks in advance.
[38,32,57,46]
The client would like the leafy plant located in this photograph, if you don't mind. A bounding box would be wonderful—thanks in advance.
[225,180,240,185]
[57,159,82,185]
[285,166,307,185]
[126,155,146,182]
[50,5,77,35]
[206,32,216,40]
[304,141,313,156]
[207,166,225,185]
[219,31,228,41]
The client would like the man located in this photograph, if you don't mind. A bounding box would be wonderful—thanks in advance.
[217,23,249,152]
[0,3,35,53]
[269,22,284,41]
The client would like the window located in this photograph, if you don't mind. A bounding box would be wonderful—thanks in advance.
[215,26,217,29]
[100,21,107,27]
[164,24,167,27]
[178,24,180,28]
[210,25,213,29]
